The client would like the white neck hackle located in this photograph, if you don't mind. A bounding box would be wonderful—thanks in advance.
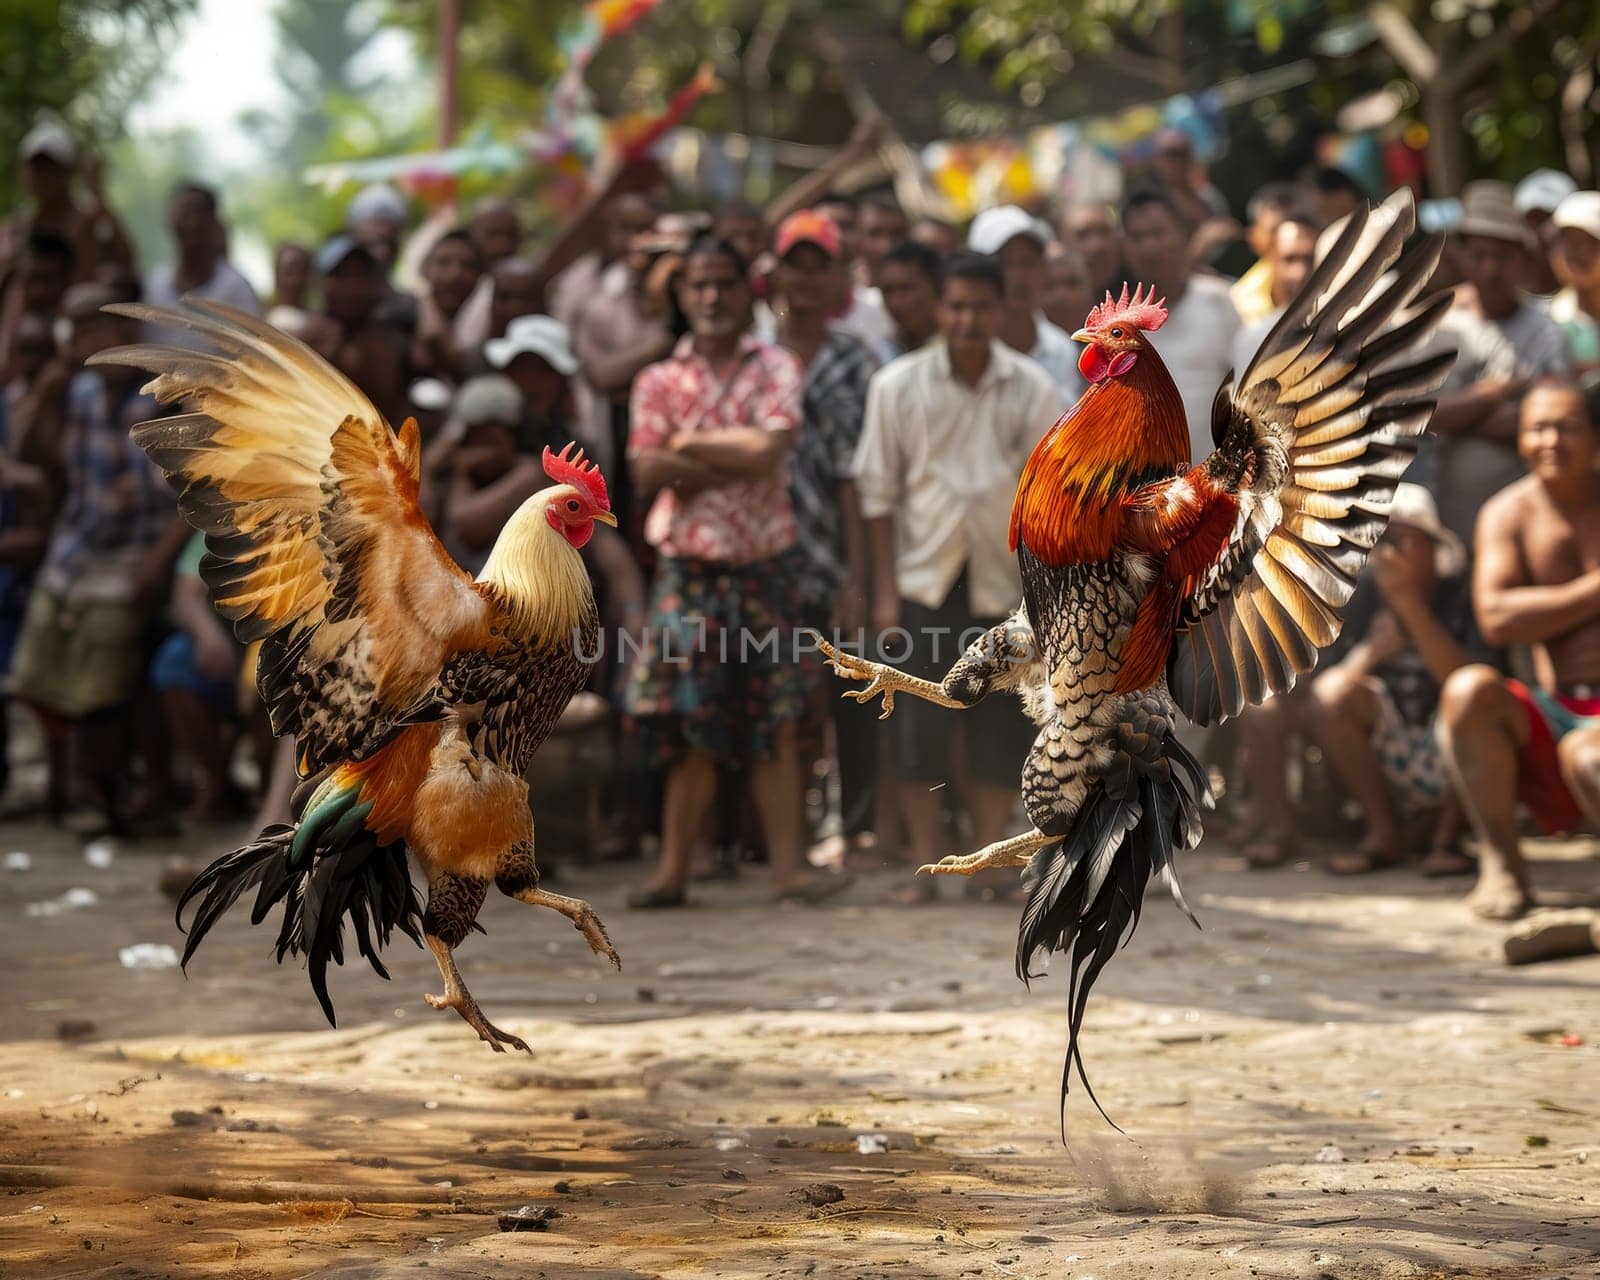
[476,484,596,638]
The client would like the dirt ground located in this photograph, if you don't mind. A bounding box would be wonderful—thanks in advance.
[2,817,1599,1279]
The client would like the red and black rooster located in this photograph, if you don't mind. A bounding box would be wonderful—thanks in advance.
[822,192,1454,1120]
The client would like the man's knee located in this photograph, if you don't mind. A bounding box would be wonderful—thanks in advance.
[1437,664,1509,731]
[1557,731,1600,798]
[1309,665,1377,720]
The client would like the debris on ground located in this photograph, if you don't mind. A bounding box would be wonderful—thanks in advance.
[794,1184,846,1208]
[498,1205,563,1232]
[82,839,117,869]
[1503,910,1600,965]
[26,888,99,918]
[119,943,180,970]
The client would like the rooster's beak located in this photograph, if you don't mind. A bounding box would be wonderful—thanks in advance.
[1071,328,1093,344]
[593,511,619,527]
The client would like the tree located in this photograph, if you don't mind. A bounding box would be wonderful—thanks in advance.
[226,0,428,263]
[0,0,196,209]
[901,0,1600,191]
[267,0,389,162]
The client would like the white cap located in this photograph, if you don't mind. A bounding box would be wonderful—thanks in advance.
[1389,482,1466,578]
[453,374,524,425]
[1553,190,1600,242]
[1514,169,1578,216]
[968,205,1051,256]
[20,113,75,166]
[347,182,406,228]
[485,314,578,376]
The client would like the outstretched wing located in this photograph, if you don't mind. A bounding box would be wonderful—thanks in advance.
[1164,191,1455,724]
[91,300,494,772]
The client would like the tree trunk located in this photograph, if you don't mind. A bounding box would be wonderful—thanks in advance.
[1423,85,1464,196]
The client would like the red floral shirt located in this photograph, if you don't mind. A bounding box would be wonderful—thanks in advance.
[628,333,802,564]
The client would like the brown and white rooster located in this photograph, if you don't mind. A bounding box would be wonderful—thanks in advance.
[93,301,620,1052]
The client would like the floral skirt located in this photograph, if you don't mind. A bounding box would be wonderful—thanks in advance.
[624,550,818,767]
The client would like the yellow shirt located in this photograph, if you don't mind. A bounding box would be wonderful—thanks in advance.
[1230,258,1276,326]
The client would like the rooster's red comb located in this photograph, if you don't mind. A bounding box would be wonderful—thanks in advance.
[543,443,610,511]
[1083,283,1168,333]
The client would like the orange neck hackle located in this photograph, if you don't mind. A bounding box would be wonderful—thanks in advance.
[1008,341,1191,567]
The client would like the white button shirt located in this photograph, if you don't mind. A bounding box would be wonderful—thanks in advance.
[1144,274,1241,462]
[852,339,1063,615]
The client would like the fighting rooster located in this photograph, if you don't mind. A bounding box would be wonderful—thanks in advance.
[92,302,620,1052]
[821,192,1453,1115]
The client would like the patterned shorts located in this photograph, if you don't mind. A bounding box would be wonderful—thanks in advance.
[624,550,819,767]
[1372,683,1447,805]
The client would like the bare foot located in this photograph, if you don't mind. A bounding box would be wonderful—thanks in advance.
[1467,867,1531,921]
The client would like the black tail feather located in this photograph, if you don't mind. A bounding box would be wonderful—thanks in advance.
[175,814,424,1026]
[1016,726,1210,1132]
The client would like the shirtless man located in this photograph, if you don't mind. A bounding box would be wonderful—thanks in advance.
[1437,382,1600,919]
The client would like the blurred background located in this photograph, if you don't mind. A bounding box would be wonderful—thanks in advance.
[5,0,1598,285]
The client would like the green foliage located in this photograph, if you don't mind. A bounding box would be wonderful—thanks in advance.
[103,125,211,270]
[271,0,389,162]
[224,1,432,264]
[387,0,571,129]
[0,0,196,209]
[900,0,1600,186]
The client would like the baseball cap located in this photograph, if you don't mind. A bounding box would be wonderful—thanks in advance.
[484,314,578,376]
[453,374,524,426]
[20,113,75,166]
[314,233,378,275]
[1514,168,1578,216]
[1553,190,1600,242]
[774,210,842,259]
[967,205,1052,256]
[347,182,406,228]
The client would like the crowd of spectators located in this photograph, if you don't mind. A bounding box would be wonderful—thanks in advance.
[5,103,1600,923]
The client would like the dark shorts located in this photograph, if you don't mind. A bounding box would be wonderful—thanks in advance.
[886,578,1034,789]
[150,631,238,717]
[624,550,819,767]
[1506,679,1600,835]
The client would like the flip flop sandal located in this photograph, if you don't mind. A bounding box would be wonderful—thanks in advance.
[627,885,688,909]
[1327,848,1403,876]
[1420,848,1477,878]
[775,873,855,906]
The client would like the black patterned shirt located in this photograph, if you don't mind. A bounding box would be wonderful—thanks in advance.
[789,329,877,607]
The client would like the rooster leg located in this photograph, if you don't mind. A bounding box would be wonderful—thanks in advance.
[423,934,531,1054]
[421,872,529,1054]
[816,638,964,719]
[494,840,622,969]
[919,827,1055,877]
[512,889,622,970]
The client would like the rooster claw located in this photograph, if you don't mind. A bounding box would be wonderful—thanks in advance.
[425,990,531,1054]
[816,638,900,718]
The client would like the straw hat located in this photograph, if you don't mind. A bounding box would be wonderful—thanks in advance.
[1388,483,1466,577]
[1457,181,1532,248]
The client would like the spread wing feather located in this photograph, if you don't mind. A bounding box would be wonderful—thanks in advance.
[1168,191,1454,725]
[90,300,493,771]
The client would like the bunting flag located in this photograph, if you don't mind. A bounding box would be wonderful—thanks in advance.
[918,90,1227,220]
[609,64,719,164]
[302,132,526,195]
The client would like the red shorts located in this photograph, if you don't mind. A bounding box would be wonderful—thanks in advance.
[1505,679,1600,835]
